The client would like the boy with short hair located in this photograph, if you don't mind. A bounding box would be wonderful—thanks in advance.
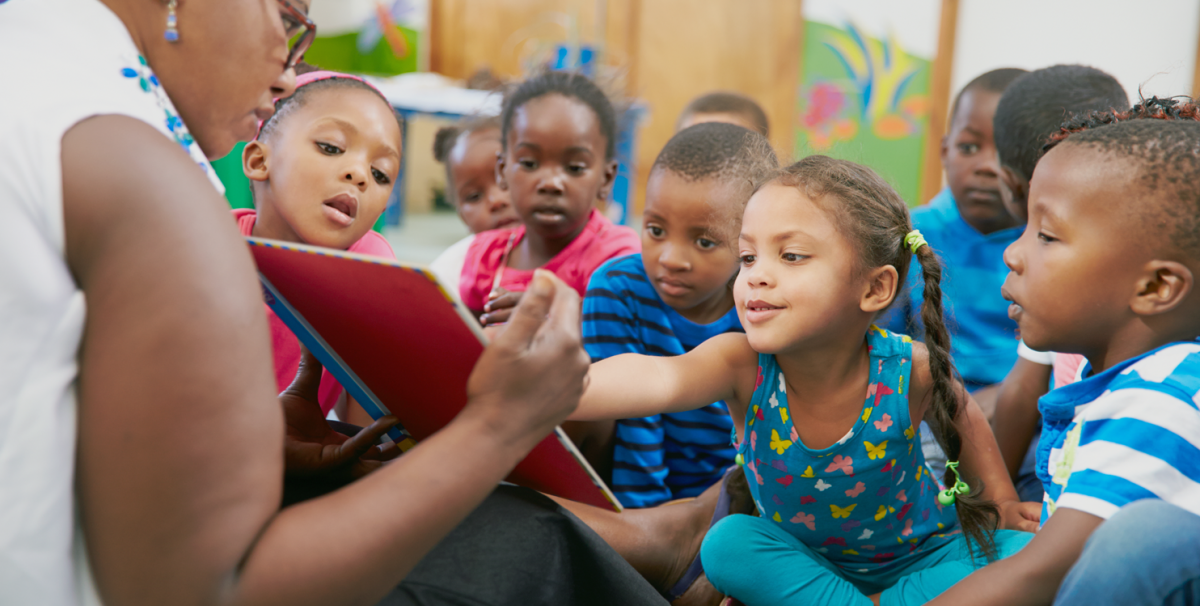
[989,65,1130,501]
[583,121,777,508]
[929,117,1200,606]
[676,91,770,138]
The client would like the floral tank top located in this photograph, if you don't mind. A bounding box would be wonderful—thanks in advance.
[738,326,960,571]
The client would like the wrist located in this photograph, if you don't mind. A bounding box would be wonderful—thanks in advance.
[461,395,558,456]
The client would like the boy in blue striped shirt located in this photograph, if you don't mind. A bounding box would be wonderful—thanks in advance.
[583,122,777,508]
[929,115,1200,604]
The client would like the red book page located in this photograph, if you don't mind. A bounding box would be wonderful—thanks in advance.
[248,238,619,511]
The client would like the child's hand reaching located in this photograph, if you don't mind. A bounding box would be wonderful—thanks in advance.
[997,499,1042,533]
[481,286,523,326]
[280,347,402,480]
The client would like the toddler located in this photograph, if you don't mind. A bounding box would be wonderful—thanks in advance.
[584,122,777,509]
[573,156,1037,606]
[240,70,403,426]
[428,116,518,289]
[929,110,1200,606]
[458,71,640,325]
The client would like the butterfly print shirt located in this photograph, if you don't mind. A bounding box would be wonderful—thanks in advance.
[737,327,960,572]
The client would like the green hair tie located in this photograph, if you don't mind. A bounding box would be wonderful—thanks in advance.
[905,230,928,254]
[937,460,970,505]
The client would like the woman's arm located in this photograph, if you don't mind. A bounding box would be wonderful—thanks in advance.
[65,115,589,606]
[571,332,756,422]
[992,357,1052,479]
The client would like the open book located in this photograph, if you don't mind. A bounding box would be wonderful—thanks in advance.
[247,237,621,511]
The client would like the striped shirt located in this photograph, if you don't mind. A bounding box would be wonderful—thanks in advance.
[583,254,742,508]
[1037,340,1200,525]
[880,188,1022,388]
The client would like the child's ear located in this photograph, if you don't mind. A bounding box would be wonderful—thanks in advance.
[1130,260,1194,317]
[598,159,619,201]
[861,265,899,313]
[999,165,1028,204]
[243,141,271,183]
[495,151,509,191]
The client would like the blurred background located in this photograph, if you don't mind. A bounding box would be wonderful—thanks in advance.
[210,0,1200,263]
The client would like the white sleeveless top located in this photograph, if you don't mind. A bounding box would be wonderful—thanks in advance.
[0,0,220,603]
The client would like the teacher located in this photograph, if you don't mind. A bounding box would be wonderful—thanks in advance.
[0,0,661,605]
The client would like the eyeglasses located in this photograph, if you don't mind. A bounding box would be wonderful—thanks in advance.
[276,0,316,70]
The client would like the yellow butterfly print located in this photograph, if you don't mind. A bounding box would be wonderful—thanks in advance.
[869,325,888,339]
[861,407,873,422]
[830,503,857,519]
[772,512,782,523]
[874,504,895,521]
[904,425,915,440]
[898,375,905,395]
[842,549,860,556]
[864,440,888,460]
[781,407,789,424]
[901,335,913,343]
[801,466,815,478]
[770,429,793,455]
[750,405,759,426]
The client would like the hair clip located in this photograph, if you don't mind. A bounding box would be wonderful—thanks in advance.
[904,230,928,254]
[937,460,970,505]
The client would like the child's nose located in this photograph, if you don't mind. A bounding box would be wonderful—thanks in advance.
[1003,237,1023,273]
[659,243,690,271]
[343,165,368,187]
[976,152,1000,178]
[537,171,566,195]
[486,187,511,212]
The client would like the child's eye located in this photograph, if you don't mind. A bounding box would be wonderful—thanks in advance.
[462,191,482,204]
[739,254,756,266]
[646,225,665,238]
[782,252,808,262]
[518,158,537,170]
[372,168,390,185]
[316,142,343,155]
[958,143,980,155]
[568,164,588,175]
[696,238,718,250]
[1037,232,1058,244]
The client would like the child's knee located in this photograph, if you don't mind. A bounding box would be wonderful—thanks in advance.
[701,514,768,592]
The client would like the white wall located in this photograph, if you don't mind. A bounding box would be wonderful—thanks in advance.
[952,0,1199,104]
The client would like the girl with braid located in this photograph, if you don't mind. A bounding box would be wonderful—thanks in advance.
[570,156,1038,606]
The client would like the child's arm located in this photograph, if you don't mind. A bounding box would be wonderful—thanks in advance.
[571,332,756,422]
[926,508,1104,605]
[992,356,1052,479]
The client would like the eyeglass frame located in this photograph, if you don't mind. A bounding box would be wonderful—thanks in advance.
[276,0,316,70]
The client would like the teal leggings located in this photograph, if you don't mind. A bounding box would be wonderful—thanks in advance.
[702,514,1033,606]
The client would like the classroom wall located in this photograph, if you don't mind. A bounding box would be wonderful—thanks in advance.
[951,0,1200,106]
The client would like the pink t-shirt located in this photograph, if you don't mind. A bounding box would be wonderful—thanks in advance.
[1053,353,1086,389]
[458,209,641,312]
[234,208,396,414]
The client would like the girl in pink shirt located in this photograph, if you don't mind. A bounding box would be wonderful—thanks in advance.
[237,70,402,420]
[459,72,640,325]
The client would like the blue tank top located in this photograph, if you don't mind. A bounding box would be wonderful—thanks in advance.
[738,326,960,571]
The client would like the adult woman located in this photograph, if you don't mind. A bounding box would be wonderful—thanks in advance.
[0,1,650,604]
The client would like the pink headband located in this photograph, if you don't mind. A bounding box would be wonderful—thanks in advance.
[256,70,387,138]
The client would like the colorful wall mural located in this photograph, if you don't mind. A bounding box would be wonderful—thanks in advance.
[795,20,933,206]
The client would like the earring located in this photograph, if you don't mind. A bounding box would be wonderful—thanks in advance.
[164,0,179,42]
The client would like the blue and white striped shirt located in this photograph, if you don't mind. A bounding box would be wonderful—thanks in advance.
[1038,340,1200,524]
[583,254,742,508]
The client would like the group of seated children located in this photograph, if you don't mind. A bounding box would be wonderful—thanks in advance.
[240,61,1200,606]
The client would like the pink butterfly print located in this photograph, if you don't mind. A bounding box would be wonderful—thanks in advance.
[876,486,889,497]
[872,383,894,408]
[790,425,799,442]
[750,430,757,452]
[747,461,764,485]
[865,382,877,402]
[840,519,860,532]
[897,503,913,520]
[756,407,765,421]
[825,455,854,476]
[771,460,788,473]
[871,552,895,563]
[895,490,907,503]
[845,481,866,498]
[776,475,794,487]
[822,537,847,547]
[900,518,915,537]
[881,460,895,473]
[873,413,893,432]
[800,495,817,505]
[922,508,930,521]
[772,494,784,506]
[791,512,816,530]
[755,366,764,389]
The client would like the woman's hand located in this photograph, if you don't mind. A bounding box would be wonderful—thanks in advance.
[480,286,523,326]
[280,347,401,479]
[997,499,1042,533]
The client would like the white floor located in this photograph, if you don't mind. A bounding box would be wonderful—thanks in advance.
[382,211,471,267]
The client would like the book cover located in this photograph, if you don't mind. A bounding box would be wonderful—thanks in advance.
[247,237,620,511]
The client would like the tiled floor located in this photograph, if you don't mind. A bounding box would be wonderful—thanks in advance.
[382,211,471,267]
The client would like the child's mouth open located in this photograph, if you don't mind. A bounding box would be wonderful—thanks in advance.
[322,193,358,227]
[744,299,785,323]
